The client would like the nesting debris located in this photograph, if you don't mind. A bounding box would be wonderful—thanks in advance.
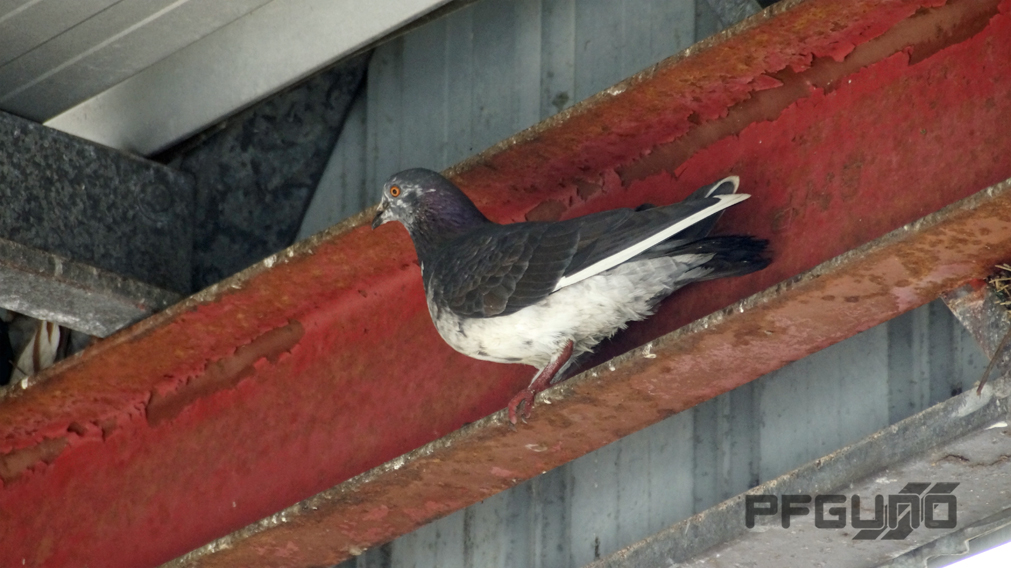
[977,264,1011,394]
[989,264,1011,309]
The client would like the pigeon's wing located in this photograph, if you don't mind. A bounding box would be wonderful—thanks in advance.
[426,221,584,318]
[555,177,748,291]
[427,176,747,317]
[665,176,741,243]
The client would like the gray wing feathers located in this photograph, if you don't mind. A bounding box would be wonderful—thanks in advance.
[554,192,748,291]
[428,176,746,317]
[428,223,579,318]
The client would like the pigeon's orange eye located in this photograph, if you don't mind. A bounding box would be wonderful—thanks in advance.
[390,185,401,197]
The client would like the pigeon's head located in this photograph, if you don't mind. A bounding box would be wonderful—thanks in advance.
[372,168,490,255]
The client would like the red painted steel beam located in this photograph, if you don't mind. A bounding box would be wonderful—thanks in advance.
[1,0,1010,566]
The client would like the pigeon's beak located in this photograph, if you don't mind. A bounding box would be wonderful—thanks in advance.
[372,203,388,230]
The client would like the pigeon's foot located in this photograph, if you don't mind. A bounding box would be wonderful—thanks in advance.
[507,389,535,425]
[508,341,574,424]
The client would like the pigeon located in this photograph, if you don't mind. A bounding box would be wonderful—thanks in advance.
[372,168,769,423]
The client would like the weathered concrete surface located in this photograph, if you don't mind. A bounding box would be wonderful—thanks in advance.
[162,53,370,290]
[0,110,194,293]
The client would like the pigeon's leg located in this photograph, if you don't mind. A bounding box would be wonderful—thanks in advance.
[508,340,574,424]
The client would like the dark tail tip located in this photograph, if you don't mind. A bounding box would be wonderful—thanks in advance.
[686,235,771,280]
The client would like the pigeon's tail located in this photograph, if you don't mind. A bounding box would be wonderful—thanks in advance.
[672,235,770,281]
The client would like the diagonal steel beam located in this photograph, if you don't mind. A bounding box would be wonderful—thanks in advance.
[586,283,1011,567]
[2,0,1010,567]
[588,313,1011,568]
[172,176,1011,568]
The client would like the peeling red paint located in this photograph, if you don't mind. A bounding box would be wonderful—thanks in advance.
[147,321,305,426]
[0,0,1009,567]
[0,436,68,484]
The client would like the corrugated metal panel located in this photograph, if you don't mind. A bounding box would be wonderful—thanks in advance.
[0,0,274,120]
[0,1,120,68]
[27,0,456,155]
[298,0,697,240]
[292,0,989,566]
